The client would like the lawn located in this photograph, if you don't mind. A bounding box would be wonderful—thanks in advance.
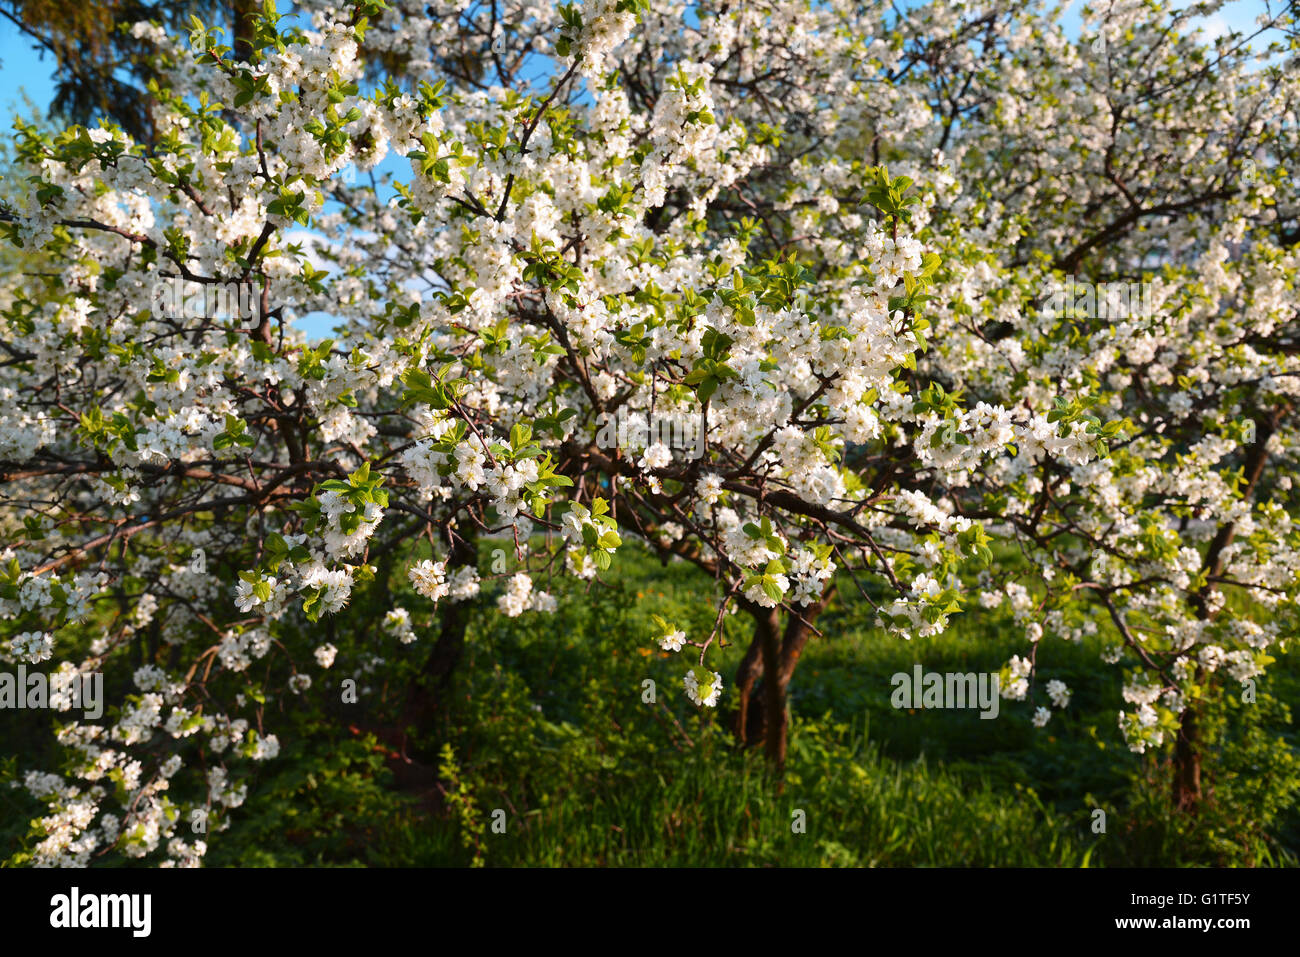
[180,543,1300,868]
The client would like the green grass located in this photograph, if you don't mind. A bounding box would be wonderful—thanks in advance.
[6,542,1297,867]
[432,545,1299,867]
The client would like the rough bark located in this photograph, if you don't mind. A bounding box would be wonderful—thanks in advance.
[759,606,785,770]
[730,614,770,748]
[730,588,836,775]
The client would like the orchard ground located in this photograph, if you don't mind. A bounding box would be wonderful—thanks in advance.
[6,541,1289,868]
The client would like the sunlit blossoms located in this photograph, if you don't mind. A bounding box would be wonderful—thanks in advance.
[1,0,1296,865]
[684,668,722,708]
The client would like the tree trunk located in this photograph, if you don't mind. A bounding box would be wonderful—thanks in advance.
[729,589,835,776]
[232,0,256,62]
[759,606,786,772]
[345,533,478,794]
[1173,703,1202,811]
[730,612,771,749]
[399,534,478,754]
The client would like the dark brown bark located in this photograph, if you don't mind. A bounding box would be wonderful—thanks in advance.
[1172,704,1202,812]
[759,607,785,771]
[730,588,836,776]
[232,0,256,62]
[730,614,770,747]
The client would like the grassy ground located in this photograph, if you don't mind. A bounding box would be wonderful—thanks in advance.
[209,544,1300,867]
[4,543,1296,867]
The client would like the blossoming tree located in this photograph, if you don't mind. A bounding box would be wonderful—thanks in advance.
[0,0,1296,864]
